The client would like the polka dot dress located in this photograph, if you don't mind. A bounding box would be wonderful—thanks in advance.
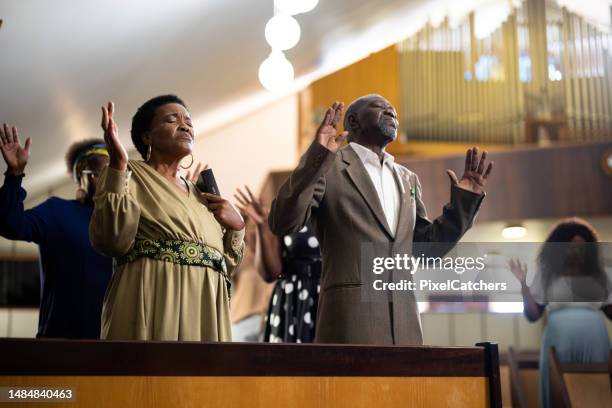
[263,223,321,343]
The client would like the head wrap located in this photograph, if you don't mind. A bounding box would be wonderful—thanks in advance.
[72,143,109,183]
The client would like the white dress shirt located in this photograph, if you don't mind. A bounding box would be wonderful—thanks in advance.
[349,142,401,236]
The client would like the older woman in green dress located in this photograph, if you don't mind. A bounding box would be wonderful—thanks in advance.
[90,95,245,341]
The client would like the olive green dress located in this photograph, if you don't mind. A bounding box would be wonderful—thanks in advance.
[89,160,244,341]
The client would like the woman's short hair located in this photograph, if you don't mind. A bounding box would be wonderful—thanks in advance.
[130,94,188,159]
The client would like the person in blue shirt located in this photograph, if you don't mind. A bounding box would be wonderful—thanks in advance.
[0,123,112,338]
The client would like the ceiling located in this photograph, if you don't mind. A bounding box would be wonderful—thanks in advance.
[1,0,453,196]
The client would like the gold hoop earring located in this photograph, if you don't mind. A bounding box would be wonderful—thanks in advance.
[146,145,152,162]
[180,154,194,169]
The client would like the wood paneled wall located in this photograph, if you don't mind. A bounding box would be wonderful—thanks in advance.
[399,140,612,222]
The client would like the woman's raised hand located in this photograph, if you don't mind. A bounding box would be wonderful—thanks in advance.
[234,186,267,225]
[0,123,31,176]
[101,101,128,171]
[508,258,528,284]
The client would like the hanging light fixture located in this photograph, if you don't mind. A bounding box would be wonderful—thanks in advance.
[260,0,318,91]
[265,14,301,51]
[276,0,319,15]
[258,50,295,92]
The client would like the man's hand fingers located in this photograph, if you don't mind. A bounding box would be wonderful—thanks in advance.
[483,162,493,179]
[464,148,472,174]
[446,169,459,186]
[331,102,344,128]
[321,107,333,128]
[476,151,487,174]
[24,137,32,152]
[471,147,478,171]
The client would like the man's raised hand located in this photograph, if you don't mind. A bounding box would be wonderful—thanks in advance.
[315,102,348,153]
[446,147,493,195]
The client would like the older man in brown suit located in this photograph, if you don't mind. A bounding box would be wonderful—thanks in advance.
[269,95,493,345]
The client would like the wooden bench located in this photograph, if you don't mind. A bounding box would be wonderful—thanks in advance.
[505,347,539,408]
[549,347,612,408]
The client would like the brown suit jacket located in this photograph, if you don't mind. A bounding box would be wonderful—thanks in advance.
[269,142,484,345]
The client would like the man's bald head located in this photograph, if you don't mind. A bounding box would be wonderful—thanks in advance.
[343,94,382,136]
[343,94,398,145]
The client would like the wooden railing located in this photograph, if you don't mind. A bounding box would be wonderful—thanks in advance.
[0,338,502,407]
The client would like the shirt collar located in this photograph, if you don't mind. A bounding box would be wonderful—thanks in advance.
[349,142,395,168]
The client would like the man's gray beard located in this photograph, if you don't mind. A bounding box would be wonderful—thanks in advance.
[378,118,397,140]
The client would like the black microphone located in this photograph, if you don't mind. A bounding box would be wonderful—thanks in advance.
[196,168,221,196]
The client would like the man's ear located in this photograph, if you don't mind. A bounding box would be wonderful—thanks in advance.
[348,113,360,133]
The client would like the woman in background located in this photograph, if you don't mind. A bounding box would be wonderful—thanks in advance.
[509,217,611,408]
[90,96,245,341]
[235,186,321,343]
[0,124,112,338]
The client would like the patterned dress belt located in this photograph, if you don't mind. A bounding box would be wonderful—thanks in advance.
[116,239,231,296]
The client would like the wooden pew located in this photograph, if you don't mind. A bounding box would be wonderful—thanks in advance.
[549,347,612,408]
[0,338,502,407]
[505,347,539,408]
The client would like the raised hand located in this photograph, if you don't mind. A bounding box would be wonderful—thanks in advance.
[446,147,493,195]
[508,258,527,284]
[315,101,349,153]
[0,123,31,176]
[200,192,245,231]
[100,101,128,171]
[184,162,208,184]
[234,186,267,225]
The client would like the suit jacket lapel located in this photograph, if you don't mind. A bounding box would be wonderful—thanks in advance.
[341,146,394,239]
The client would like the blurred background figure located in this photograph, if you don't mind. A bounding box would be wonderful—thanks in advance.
[228,213,274,342]
[509,218,612,408]
[235,186,321,343]
[0,125,112,338]
[90,96,245,341]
